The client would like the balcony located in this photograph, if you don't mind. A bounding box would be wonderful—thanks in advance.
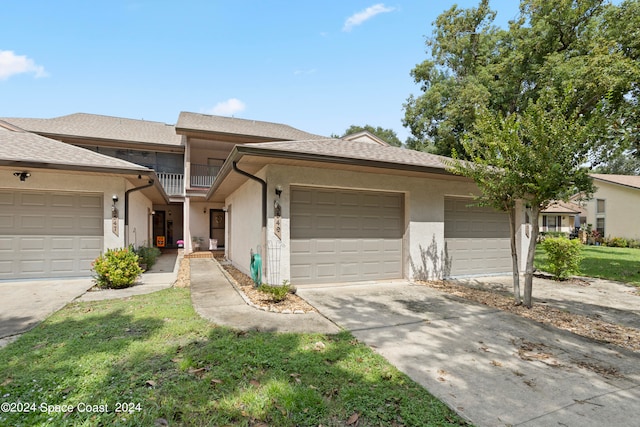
[156,164,219,196]
[190,163,220,188]
[157,173,185,196]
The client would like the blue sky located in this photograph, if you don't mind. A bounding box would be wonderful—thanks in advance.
[1,1,521,142]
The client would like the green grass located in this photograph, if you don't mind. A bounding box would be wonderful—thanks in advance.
[535,244,640,285]
[0,288,468,427]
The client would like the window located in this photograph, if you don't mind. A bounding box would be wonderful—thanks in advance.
[596,218,605,236]
[543,215,561,231]
[597,199,605,214]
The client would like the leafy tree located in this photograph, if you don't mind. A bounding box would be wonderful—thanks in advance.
[341,125,403,147]
[408,0,639,307]
[450,92,595,307]
[403,0,640,160]
[594,154,640,175]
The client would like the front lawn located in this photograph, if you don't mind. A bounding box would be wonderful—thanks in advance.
[0,288,468,427]
[535,244,640,285]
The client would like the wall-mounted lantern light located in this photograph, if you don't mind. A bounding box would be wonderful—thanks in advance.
[275,184,283,198]
[112,195,119,212]
[13,171,31,182]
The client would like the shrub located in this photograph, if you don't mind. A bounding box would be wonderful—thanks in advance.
[92,248,143,289]
[541,237,583,280]
[258,282,291,303]
[604,237,629,248]
[133,245,162,270]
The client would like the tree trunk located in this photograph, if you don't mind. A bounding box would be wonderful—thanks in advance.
[524,205,541,308]
[508,207,522,305]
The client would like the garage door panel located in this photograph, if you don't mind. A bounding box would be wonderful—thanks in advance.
[21,193,47,206]
[0,190,103,279]
[291,187,403,284]
[20,215,47,231]
[52,194,75,207]
[317,263,337,279]
[0,215,14,230]
[80,237,103,250]
[20,259,46,274]
[0,237,12,251]
[51,259,75,274]
[0,261,10,274]
[445,197,511,277]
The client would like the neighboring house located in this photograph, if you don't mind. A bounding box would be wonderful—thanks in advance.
[1,112,533,284]
[539,200,585,233]
[582,174,640,240]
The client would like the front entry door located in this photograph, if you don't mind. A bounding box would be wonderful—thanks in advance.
[210,210,225,248]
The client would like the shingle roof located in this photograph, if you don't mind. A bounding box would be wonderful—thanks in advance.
[176,112,326,141]
[542,200,585,215]
[1,113,182,146]
[239,138,451,171]
[591,173,640,190]
[0,122,151,172]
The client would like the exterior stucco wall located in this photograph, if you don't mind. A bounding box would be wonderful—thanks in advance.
[585,181,640,239]
[250,164,530,284]
[225,173,264,277]
[127,189,153,248]
[187,199,224,252]
[0,168,148,251]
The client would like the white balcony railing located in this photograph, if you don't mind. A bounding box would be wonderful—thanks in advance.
[190,163,220,188]
[157,173,184,196]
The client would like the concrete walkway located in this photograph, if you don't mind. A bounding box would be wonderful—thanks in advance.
[189,258,340,334]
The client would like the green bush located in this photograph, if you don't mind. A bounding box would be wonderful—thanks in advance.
[133,245,162,270]
[604,237,629,248]
[541,237,583,280]
[92,248,143,289]
[258,282,291,302]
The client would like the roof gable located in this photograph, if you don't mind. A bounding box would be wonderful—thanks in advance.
[342,131,390,146]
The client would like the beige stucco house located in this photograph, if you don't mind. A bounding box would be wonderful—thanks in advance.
[0,120,168,279]
[539,200,585,234]
[581,174,640,240]
[1,112,532,284]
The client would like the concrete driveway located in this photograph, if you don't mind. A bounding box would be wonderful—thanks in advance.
[0,278,93,344]
[298,281,640,427]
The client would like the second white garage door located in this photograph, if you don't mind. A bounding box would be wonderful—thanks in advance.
[0,190,103,280]
[290,187,403,285]
[444,197,511,277]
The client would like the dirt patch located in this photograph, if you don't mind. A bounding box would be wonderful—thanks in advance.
[420,280,640,353]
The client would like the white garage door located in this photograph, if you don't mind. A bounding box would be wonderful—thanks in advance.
[0,190,103,279]
[444,197,511,277]
[290,187,403,285]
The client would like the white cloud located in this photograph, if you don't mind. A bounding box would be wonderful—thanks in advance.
[0,50,48,80]
[206,98,246,116]
[343,3,395,32]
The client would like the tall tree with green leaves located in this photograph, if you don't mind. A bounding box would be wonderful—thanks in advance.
[403,0,640,161]
[341,125,403,147]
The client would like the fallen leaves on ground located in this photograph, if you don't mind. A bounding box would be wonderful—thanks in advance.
[420,280,640,353]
